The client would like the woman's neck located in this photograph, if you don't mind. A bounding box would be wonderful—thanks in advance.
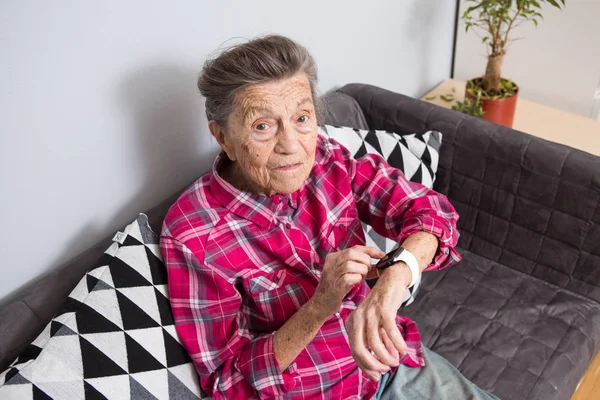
[219,157,263,195]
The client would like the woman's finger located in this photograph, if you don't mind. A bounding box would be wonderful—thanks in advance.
[348,314,390,373]
[341,246,386,266]
[352,245,387,259]
[339,248,374,267]
[334,273,363,295]
[366,317,399,367]
[338,261,370,277]
[380,327,400,361]
[353,350,383,382]
[382,314,408,356]
[356,361,384,382]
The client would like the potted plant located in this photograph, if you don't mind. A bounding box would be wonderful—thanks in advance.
[461,0,566,127]
[453,86,485,117]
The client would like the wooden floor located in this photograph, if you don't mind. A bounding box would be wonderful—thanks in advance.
[572,351,600,400]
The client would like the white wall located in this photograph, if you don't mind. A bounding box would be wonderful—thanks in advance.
[0,0,457,300]
[454,0,600,118]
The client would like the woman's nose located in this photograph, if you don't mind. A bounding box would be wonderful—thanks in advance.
[275,124,301,154]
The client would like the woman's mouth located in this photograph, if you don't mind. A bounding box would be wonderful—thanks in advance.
[275,163,302,171]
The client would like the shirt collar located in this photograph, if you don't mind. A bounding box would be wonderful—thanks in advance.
[208,153,300,229]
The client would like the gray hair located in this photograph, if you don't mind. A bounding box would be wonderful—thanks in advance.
[197,35,319,127]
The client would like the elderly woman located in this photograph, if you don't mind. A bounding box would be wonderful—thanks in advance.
[161,35,498,399]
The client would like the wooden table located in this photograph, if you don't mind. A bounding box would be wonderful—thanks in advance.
[421,79,600,156]
[572,350,600,400]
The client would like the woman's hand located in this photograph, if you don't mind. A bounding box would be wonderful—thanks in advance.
[346,263,412,381]
[311,246,385,319]
[274,245,385,373]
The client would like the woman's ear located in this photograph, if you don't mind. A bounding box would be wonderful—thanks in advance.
[208,121,236,161]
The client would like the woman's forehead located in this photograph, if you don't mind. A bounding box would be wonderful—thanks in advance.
[236,74,313,117]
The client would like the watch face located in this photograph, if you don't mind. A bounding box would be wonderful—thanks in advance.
[376,247,404,270]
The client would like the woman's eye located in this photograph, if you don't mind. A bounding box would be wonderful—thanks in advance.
[297,115,309,123]
[256,123,268,131]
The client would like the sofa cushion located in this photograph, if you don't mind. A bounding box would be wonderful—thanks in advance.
[0,215,204,400]
[399,248,600,400]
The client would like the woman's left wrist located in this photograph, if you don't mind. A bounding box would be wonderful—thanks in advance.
[378,261,412,289]
[373,263,411,309]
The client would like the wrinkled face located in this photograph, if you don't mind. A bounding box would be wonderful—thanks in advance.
[211,72,318,196]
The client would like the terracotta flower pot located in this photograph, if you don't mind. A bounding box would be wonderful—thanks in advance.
[465,79,519,128]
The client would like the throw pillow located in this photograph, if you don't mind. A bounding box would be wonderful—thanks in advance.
[0,214,206,400]
[319,125,443,307]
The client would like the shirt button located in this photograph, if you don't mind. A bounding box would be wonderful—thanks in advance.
[285,223,292,229]
[339,224,346,230]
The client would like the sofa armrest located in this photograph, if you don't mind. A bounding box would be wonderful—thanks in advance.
[338,83,600,302]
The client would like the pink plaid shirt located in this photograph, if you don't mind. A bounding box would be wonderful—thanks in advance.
[161,134,461,399]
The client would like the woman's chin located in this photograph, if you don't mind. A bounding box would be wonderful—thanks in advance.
[266,165,311,194]
[268,179,305,195]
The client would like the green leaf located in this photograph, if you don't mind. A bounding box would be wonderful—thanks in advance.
[451,97,484,117]
[547,0,561,8]
[440,94,455,102]
[424,95,436,101]
[531,0,542,8]
[533,18,538,27]
[482,36,489,43]
[464,4,483,16]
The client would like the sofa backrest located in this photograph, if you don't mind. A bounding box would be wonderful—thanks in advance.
[339,83,600,305]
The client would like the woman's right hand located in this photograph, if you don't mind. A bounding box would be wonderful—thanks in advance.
[311,246,386,318]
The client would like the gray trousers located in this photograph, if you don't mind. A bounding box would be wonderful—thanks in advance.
[375,346,500,400]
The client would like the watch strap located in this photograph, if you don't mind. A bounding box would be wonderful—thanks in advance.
[395,248,420,289]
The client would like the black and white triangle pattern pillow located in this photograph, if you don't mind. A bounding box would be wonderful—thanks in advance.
[0,214,207,400]
[320,125,440,191]
[320,125,443,307]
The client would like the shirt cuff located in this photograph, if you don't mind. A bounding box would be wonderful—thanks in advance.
[397,214,462,272]
[237,332,300,398]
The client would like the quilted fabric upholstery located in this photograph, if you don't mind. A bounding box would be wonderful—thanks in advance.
[399,248,600,400]
[335,83,600,400]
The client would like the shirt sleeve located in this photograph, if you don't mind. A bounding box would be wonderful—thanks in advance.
[160,236,300,399]
[329,137,461,271]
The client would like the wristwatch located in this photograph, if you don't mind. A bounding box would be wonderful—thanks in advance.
[375,246,420,289]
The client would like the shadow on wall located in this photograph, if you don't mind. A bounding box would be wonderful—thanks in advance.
[0,63,217,306]
[40,64,214,295]
[109,63,217,234]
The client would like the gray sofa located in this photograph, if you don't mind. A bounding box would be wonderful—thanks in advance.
[2,83,599,400]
